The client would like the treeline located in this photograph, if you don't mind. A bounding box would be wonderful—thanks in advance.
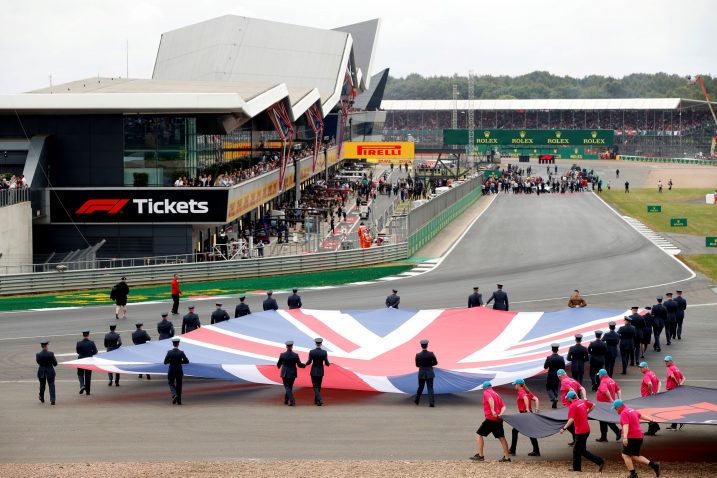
[383,72,717,101]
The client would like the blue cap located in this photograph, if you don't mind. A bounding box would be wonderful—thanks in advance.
[557,369,567,376]
[512,378,525,385]
[612,399,624,409]
[664,355,673,362]
[598,369,608,376]
[566,391,577,399]
[482,381,492,389]
[639,361,649,368]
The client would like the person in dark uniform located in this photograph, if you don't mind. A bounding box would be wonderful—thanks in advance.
[675,289,686,340]
[182,305,201,333]
[414,339,438,407]
[163,337,189,405]
[651,296,666,352]
[234,295,251,317]
[104,324,122,386]
[543,343,566,408]
[385,289,400,309]
[603,322,620,377]
[210,303,230,324]
[287,288,303,310]
[486,284,509,311]
[263,291,279,311]
[76,330,98,395]
[641,307,653,355]
[617,317,636,374]
[468,286,483,308]
[663,292,678,344]
[112,276,130,320]
[36,339,57,405]
[567,334,589,386]
[157,312,175,340]
[276,340,305,406]
[588,330,608,391]
[131,323,151,380]
[305,337,330,406]
[628,307,646,360]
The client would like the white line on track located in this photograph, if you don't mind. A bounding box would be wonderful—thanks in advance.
[0,330,136,341]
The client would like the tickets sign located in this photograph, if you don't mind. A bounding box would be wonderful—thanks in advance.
[343,142,415,161]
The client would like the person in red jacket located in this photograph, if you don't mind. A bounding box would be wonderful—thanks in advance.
[612,399,661,478]
[595,369,622,442]
[664,356,686,430]
[470,381,511,463]
[508,378,540,457]
[170,273,182,315]
[560,391,605,472]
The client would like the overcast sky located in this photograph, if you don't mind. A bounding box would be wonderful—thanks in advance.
[1,0,714,93]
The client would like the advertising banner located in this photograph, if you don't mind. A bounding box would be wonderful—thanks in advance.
[343,142,415,161]
[444,129,614,147]
[50,188,229,224]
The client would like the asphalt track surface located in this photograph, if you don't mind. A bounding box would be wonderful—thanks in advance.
[1,162,716,463]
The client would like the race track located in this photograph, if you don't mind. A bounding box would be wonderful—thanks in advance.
[1,190,715,463]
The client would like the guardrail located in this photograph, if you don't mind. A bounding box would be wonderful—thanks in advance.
[0,187,30,207]
[0,243,408,296]
[617,155,717,166]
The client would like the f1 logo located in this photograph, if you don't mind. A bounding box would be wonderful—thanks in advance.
[75,199,129,214]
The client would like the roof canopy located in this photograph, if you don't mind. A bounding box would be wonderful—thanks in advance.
[382,98,715,111]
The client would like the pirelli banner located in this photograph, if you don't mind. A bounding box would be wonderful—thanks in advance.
[443,129,614,147]
[49,188,229,224]
[343,142,415,164]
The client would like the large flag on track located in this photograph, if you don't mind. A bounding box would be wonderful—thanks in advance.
[503,386,717,438]
[64,307,631,394]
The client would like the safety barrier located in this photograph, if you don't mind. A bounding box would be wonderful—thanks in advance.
[0,243,408,296]
[617,155,717,166]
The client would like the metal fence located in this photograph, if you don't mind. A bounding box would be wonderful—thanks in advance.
[0,243,409,295]
[0,187,30,208]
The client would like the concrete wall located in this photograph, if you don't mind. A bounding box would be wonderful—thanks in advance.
[0,202,33,273]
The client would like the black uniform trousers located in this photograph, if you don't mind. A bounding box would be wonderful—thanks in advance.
[416,378,435,406]
[546,379,559,403]
[168,372,183,402]
[77,369,92,393]
[589,359,604,389]
[572,432,604,472]
[311,376,324,404]
[667,320,677,342]
[676,316,684,339]
[39,375,56,402]
[283,377,296,404]
[572,367,585,387]
[653,325,664,351]
[510,411,540,454]
[599,420,621,440]
[171,294,180,314]
[604,354,617,377]
[108,372,120,385]
[619,346,633,374]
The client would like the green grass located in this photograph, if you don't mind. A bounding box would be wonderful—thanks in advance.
[0,263,413,312]
[601,188,717,236]
[680,255,717,283]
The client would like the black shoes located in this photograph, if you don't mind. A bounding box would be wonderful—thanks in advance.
[50,401,55,405]
[598,461,605,472]
[551,400,558,409]
[172,395,177,404]
[429,404,435,407]
[595,438,608,442]
[79,387,85,395]
[39,394,44,403]
[568,441,575,447]
[509,450,516,456]
[108,382,113,386]
[498,457,511,463]
[414,398,419,405]
[289,401,296,406]
[469,454,484,461]
[528,451,540,457]
[650,461,661,477]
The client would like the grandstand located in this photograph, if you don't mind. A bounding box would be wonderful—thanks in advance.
[382,98,717,158]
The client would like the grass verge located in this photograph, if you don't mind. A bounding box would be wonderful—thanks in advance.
[679,255,717,283]
[0,263,413,312]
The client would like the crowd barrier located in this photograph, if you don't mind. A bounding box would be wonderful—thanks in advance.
[617,155,717,166]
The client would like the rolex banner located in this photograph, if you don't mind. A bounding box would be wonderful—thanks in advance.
[343,142,415,163]
[443,129,614,147]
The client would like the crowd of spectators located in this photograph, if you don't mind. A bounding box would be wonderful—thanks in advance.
[0,174,27,189]
[384,109,713,136]
[482,164,604,195]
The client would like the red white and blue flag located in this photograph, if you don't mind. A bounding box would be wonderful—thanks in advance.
[64,307,630,394]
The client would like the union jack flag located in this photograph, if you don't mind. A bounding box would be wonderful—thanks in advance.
[64,307,629,394]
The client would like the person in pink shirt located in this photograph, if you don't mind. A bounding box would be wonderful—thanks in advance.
[558,368,586,446]
[560,391,605,472]
[664,356,686,430]
[639,362,662,435]
[470,381,511,463]
[508,378,540,457]
[595,369,622,442]
[612,399,661,478]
